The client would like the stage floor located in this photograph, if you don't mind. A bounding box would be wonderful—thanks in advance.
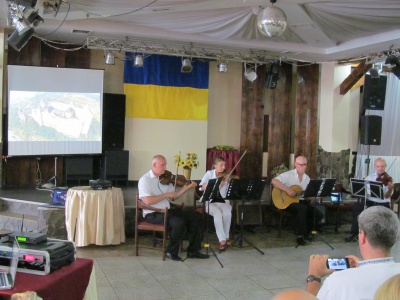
[0,186,137,206]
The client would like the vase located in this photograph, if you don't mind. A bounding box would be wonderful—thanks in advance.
[183,167,191,181]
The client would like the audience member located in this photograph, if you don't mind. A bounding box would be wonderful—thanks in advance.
[306,206,400,299]
[374,273,400,300]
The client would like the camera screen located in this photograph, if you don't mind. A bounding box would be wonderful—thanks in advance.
[327,258,349,270]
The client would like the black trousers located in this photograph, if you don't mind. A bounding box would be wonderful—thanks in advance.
[145,207,202,256]
[286,201,323,236]
[350,200,390,233]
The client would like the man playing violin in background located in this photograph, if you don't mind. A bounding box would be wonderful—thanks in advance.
[345,157,394,242]
[138,155,209,261]
[199,156,233,251]
[271,156,323,246]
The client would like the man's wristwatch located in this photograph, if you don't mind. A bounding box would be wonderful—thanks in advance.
[307,275,321,283]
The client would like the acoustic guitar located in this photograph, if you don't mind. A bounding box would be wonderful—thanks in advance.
[272,185,303,210]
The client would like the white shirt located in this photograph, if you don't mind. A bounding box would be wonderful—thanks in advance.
[317,258,400,300]
[138,170,173,217]
[274,169,310,191]
[200,169,229,199]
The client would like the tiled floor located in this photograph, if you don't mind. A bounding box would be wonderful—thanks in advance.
[76,224,400,300]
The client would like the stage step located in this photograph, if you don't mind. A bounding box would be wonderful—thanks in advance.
[0,198,68,239]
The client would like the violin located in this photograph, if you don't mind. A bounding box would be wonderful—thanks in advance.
[217,171,239,181]
[159,170,191,187]
[377,172,393,186]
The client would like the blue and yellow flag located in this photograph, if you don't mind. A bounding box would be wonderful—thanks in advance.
[124,54,209,120]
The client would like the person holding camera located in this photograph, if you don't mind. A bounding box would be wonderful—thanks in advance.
[306,206,400,300]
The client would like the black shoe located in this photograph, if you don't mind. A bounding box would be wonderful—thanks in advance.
[187,251,210,259]
[296,236,306,246]
[166,252,182,261]
[345,233,358,243]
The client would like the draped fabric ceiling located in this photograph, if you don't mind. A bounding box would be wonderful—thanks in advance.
[8,0,400,63]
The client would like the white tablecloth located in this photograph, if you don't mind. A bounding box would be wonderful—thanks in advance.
[65,186,125,247]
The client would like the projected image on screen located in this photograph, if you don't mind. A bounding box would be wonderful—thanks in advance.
[9,91,101,141]
[7,66,104,156]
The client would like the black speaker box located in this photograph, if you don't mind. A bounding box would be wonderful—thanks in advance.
[236,201,262,225]
[102,93,126,150]
[362,75,387,110]
[64,156,94,184]
[360,115,382,145]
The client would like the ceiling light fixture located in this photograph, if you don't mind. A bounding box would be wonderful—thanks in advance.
[217,60,228,73]
[134,54,144,67]
[257,0,287,38]
[105,51,115,65]
[244,63,258,82]
[181,58,193,73]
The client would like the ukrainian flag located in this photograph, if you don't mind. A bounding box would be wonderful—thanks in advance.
[124,54,209,120]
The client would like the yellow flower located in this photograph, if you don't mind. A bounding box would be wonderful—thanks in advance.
[174,152,199,169]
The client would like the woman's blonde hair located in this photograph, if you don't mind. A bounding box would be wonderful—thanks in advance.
[374,274,400,300]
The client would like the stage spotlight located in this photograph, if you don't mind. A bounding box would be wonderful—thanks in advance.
[7,27,34,52]
[134,54,144,67]
[244,63,257,82]
[266,61,280,89]
[105,51,115,65]
[181,58,193,73]
[385,54,400,79]
[217,60,228,73]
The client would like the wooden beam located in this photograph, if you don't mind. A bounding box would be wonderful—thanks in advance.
[339,60,371,95]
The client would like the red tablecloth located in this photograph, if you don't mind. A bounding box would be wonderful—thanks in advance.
[0,258,93,300]
[206,149,240,176]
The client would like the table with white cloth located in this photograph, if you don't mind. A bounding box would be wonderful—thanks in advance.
[65,186,126,247]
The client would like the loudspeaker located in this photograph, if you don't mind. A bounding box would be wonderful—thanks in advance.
[360,115,382,145]
[362,75,387,110]
[266,63,279,89]
[102,93,126,150]
[64,156,94,184]
[236,201,262,225]
[97,150,129,186]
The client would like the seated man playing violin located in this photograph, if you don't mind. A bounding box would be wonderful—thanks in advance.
[138,154,209,261]
[345,157,394,242]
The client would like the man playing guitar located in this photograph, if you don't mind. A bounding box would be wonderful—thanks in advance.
[271,156,323,246]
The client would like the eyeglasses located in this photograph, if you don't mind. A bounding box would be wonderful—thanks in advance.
[296,163,307,167]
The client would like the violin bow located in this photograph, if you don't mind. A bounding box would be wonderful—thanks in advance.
[225,149,247,179]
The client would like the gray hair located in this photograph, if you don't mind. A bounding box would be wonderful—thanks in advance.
[358,206,400,251]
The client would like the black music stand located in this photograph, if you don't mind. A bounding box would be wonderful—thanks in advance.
[351,178,383,210]
[226,178,266,255]
[194,178,224,268]
[298,179,336,250]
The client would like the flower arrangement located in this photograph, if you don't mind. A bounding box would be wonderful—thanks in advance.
[174,152,199,169]
[271,163,289,178]
[213,145,235,150]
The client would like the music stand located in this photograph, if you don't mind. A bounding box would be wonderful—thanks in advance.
[299,179,336,250]
[193,178,224,268]
[351,178,383,210]
[226,178,266,255]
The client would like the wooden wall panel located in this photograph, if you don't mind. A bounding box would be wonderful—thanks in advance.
[40,42,66,67]
[239,64,266,179]
[267,63,292,179]
[65,48,90,68]
[294,64,319,179]
[7,37,41,66]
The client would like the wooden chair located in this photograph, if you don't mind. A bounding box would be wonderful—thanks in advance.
[135,194,185,260]
[391,184,400,218]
